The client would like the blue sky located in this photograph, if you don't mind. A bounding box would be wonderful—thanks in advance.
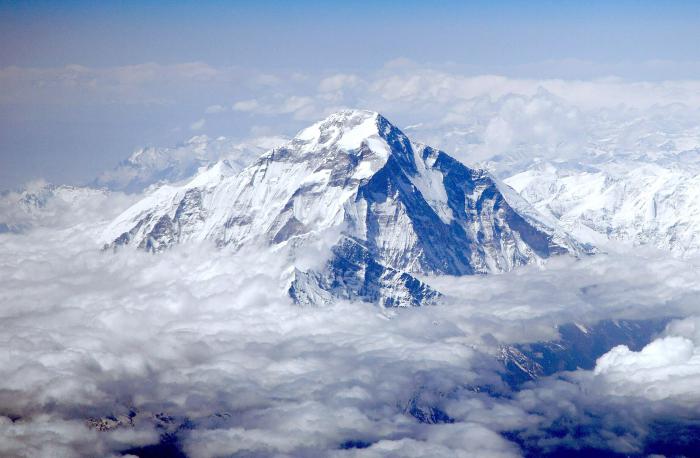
[2,0,700,189]
[4,0,700,70]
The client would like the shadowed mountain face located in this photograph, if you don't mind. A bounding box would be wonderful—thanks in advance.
[103,110,585,306]
[500,318,672,388]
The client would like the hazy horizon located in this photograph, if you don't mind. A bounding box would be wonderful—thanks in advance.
[2,0,700,189]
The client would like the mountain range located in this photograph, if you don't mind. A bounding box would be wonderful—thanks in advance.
[93,134,286,193]
[505,160,700,256]
[0,183,109,233]
[7,99,700,263]
[11,109,699,304]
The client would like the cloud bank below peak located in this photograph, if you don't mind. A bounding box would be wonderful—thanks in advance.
[2,192,700,455]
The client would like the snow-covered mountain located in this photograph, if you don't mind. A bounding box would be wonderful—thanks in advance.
[102,110,585,306]
[94,134,286,193]
[505,160,700,256]
[0,182,111,233]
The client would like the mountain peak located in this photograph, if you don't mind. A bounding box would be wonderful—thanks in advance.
[104,111,586,306]
[282,109,415,181]
[292,109,400,153]
[300,109,379,133]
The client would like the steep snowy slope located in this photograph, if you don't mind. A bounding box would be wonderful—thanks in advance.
[103,110,585,306]
[506,161,700,255]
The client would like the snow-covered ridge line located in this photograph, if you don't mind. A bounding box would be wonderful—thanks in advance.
[505,160,700,256]
[94,134,287,193]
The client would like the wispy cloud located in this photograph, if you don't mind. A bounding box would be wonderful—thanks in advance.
[189,118,205,131]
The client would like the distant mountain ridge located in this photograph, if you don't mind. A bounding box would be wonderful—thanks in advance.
[505,160,700,256]
[0,183,110,233]
[93,134,286,193]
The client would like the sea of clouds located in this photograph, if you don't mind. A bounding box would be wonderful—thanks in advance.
[2,188,700,457]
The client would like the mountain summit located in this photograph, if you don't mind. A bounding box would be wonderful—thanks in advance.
[103,110,586,306]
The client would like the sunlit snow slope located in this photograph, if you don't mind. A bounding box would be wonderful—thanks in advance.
[506,161,700,256]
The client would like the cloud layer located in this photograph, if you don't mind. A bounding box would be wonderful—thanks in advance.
[2,192,700,456]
